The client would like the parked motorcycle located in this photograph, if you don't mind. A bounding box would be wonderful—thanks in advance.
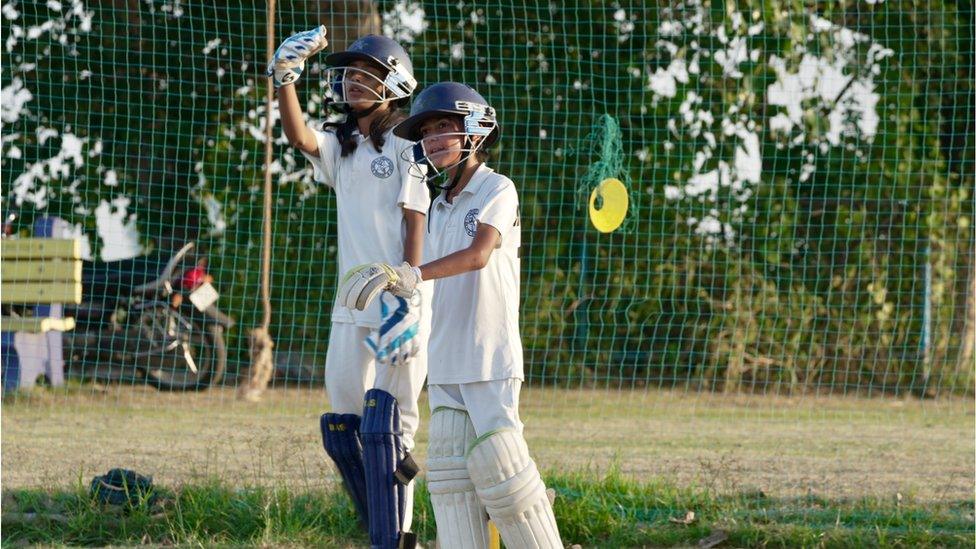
[63,242,234,391]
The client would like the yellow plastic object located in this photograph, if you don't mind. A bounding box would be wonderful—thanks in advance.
[488,522,500,549]
[588,177,629,233]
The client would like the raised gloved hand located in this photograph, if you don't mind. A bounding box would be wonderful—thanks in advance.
[339,262,422,311]
[364,292,420,367]
[266,25,329,88]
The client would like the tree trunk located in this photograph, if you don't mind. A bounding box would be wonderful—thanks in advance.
[319,0,381,51]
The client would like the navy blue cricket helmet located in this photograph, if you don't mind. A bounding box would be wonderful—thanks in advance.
[393,82,500,147]
[325,35,417,103]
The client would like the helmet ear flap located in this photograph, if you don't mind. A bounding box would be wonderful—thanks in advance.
[412,142,430,170]
[331,69,345,99]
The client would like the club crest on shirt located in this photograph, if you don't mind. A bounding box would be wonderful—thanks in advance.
[370,156,395,179]
[464,208,480,237]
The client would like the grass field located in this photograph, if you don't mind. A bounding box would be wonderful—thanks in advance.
[2,384,974,546]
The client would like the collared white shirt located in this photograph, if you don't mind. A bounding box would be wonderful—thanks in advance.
[424,164,523,384]
[303,127,430,327]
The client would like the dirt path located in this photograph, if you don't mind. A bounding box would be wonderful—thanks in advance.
[2,386,972,502]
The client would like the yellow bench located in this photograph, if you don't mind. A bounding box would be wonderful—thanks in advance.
[1,237,83,390]
[1,238,83,333]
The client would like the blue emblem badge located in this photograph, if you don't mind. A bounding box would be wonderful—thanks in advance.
[464,208,480,237]
[370,156,395,179]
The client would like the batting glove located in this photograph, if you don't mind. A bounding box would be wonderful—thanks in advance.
[339,262,422,311]
[266,25,329,88]
[364,292,420,367]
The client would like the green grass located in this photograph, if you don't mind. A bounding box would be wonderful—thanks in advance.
[3,469,972,548]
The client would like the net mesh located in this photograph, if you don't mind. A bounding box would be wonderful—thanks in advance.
[1,0,973,529]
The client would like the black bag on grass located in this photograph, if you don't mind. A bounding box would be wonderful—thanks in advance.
[90,468,156,507]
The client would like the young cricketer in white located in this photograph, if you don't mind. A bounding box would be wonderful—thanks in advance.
[341,82,562,548]
[268,27,430,548]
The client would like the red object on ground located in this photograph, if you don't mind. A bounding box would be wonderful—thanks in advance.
[181,265,207,290]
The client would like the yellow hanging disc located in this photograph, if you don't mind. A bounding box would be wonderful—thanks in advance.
[588,177,629,233]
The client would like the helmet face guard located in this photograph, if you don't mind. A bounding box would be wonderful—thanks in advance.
[400,132,487,183]
[325,58,416,106]
[399,114,498,187]
[323,36,416,108]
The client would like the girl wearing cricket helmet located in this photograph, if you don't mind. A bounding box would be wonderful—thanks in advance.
[267,27,429,549]
[340,82,562,548]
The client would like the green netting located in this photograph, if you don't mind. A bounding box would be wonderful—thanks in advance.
[1,0,974,541]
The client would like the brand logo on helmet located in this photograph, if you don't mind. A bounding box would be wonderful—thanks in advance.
[464,209,480,237]
[371,156,395,178]
[455,101,494,117]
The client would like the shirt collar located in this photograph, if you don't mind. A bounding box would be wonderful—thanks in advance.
[433,164,494,206]
[459,164,493,196]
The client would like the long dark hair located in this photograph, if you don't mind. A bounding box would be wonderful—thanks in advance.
[322,99,408,157]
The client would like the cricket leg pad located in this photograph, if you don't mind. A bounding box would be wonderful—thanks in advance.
[467,429,561,549]
[427,407,490,549]
[320,413,369,530]
[362,389,417,548]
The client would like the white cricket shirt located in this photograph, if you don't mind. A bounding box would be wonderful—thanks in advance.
[302,127,430,327]
[424,164,523,384]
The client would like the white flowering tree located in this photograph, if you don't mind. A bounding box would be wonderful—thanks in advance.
[0,0,123,257]
[648,0,892,247]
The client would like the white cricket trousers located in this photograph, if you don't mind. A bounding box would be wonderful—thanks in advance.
[427,379,524,436]
[324,321,429,451]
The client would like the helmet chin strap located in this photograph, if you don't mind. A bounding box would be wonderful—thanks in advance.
[434,136,478,193]
[429,159,468,193]
[427,156,479,234]
[443,168,466,193]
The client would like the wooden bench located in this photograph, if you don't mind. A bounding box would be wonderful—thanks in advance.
[1,237,83,390]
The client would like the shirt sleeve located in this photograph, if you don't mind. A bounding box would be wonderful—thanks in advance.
[477,179,520,245]
[300,128,340,189]
[395,137,431,213]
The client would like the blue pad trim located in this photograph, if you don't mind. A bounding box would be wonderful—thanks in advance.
[320,413,369,530]
[361,388,407,549]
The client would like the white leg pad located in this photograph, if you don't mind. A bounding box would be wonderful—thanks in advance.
[427,408,490,549]
[402,481,414,533]
[466,430,562,549]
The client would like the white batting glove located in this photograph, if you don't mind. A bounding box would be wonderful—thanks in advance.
[266,26,329,88]
[339,262,422,311]
[364,292,420,367]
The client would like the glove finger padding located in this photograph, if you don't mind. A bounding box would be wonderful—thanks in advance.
[399,293,421,365]
[340,263,397,311]
[390,326,419,367]
[365,292,420,367]
[273,26,329,68]
[395,337,419,367]
[391,291,421,366]
[267,25,329,87]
